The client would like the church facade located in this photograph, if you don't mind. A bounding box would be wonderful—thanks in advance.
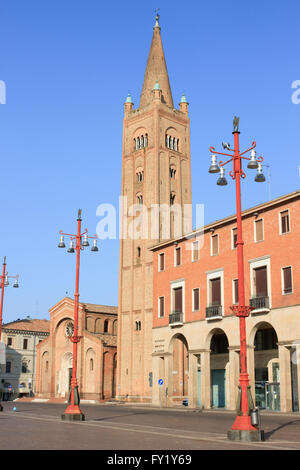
[35,297,117,401]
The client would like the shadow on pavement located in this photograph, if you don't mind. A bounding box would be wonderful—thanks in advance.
[92,412,149,422]
[264,419,300,440]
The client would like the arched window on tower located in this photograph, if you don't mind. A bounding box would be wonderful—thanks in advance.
[134,133,148,151]
[165,133,179,152]
[170,193,176,205]
[104,319,109,334]
[137,171,144,182]
[137,194,143,205]
[170,167,176,179]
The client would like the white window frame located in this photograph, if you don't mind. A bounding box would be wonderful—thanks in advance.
[192,287,200,312]
[170,279,185,321]
[158,296,165,317]
[249,255,272,309]
[158,252,165,272]
[281,265,293,295]
[254,218,264,243]
[232,278,239,305]
[279,209,291,235]
[206,268,224,316]
[210,233,219,256]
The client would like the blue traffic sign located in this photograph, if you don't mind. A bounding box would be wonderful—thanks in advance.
[158,379,164,386]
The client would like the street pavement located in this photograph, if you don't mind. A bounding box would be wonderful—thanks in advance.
[1,401,300,452]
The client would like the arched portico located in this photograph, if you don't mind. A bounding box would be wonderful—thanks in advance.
[168,333,189,406]
[56,352,73,398]
[207,328,229,408]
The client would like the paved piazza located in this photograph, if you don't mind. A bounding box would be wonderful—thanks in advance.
[1,402,300,452]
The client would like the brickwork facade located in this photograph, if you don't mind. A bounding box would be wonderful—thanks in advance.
[151,191,300,412]
[35,297,117,401]
[117,16,192,401]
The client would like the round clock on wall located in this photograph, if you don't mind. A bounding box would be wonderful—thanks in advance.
[65,321,74,337]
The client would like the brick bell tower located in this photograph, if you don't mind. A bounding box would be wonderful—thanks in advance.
[117,14,192,402]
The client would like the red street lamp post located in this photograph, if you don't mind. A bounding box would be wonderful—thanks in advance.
[58,209,98,421]
[208,117,266,441]
[0,256,19,411]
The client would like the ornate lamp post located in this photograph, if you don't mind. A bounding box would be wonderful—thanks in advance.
[0,256,19,411]
[208,117,266,442]
[58,209,98,421]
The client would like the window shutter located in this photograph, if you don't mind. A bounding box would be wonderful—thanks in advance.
[212,235,218,255]
[159,297,165,317]
[211,278,221,305]
[193,289,199,310]
[281,210,290,233]
[255,219,263,242]
[174,287,182,312]
[283,267,292,293]
[255,266,268,296]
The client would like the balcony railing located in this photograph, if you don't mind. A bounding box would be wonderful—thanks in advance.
[206,305,222,320]
[250,295,270,312]
[169,311,183,325]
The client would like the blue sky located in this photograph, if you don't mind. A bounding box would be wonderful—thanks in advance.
[0,0,299,323]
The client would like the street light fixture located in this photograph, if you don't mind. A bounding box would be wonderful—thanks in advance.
[58,209,99,421]
[0,256,19,412]
[208,117,265,442]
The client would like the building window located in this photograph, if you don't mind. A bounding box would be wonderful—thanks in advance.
[282,266,292,294]
[137,194,143,205]
[170,193,176,205]
[23,339,28,350]
[136,171,144,182]
[6,361,11,373]
[211,234,219,256]
[210,277,221,306]
[232,228,237,249]
[134,134,148,150]
[22,362,28,373]
[193,288,200,311]
[254,266,268,297]
[158,296,165,318]
[166,135,179,151]
[280,210,290,234]
[192,241,199,262]
[255,219,264,242]
[137,246,141,258]
[173,287,183,313]
[233,279,239,305]
[135,321,141,331]
[170,167,176,178]
[90,359,94,371]
[175,247,181,266]
[7,337,12,346]
[159,253,165,271]
[104,320,109,333]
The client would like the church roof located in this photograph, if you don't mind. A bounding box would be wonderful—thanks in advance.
[82,302,118,315]
[3,318,50,333]
[139,14,173,109]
